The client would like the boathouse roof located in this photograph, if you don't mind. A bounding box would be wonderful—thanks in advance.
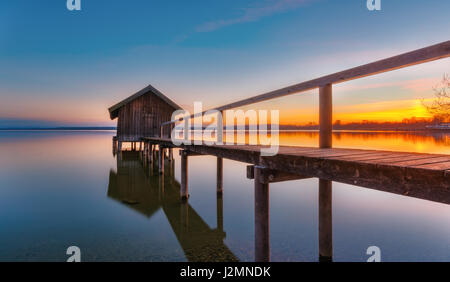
[108,84,182,119]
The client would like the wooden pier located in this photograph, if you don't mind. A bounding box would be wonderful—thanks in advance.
[109,41,450,262]
[143,138,450,205]
[134,138,450,262]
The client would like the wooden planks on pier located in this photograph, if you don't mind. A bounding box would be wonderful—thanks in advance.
[143,137,450,205]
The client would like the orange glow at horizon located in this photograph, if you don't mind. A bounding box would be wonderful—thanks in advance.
[3,97,433,126]
[278,98,433,125]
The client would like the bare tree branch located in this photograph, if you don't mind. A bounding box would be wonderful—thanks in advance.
[422,74,450,122]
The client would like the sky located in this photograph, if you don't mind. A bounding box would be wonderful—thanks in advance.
[0,0,449,127]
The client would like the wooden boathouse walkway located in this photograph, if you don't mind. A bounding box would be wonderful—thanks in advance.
[144,137,450,205]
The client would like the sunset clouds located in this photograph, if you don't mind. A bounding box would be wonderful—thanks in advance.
[196,0,316,32]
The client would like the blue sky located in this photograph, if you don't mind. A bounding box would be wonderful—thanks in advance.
[0,0,449,126]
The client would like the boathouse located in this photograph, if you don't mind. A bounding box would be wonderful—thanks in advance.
[108,84,182,150]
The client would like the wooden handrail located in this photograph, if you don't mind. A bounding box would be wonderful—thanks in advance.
[162,40,450,126]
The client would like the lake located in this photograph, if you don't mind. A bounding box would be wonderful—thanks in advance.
[0,130,449,261]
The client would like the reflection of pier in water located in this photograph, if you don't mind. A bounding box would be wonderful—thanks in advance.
[107,151,238,262]
[109,151,336,262]
[109,146,449,262]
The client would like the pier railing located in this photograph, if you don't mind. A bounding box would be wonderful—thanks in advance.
[160,40,450,149]
[150,41,450,262]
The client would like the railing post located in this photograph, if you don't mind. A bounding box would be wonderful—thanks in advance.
[161,126,164,138]
[319,84,332,149]
[181,150,189,201]
[319,84,333,261]
[217,110,224,145]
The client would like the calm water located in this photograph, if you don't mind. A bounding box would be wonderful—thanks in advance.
[0,130,449,262]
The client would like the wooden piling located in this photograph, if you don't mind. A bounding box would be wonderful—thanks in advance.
[149,144,153,163]
[112,137,117,155]
[254,166,270,262]
[169,148,173,162]
[319,84,332,149]
[319,179,333,262]
[181,150,189,201]
[142,142,146,159]
[159,147,165,174]
[217,157,223,195]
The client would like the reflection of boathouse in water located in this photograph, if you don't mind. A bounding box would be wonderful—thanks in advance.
[107,151,239,262]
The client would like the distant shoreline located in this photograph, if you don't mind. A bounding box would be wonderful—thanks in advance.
[0,127,116,131]
[0,127,449,133]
